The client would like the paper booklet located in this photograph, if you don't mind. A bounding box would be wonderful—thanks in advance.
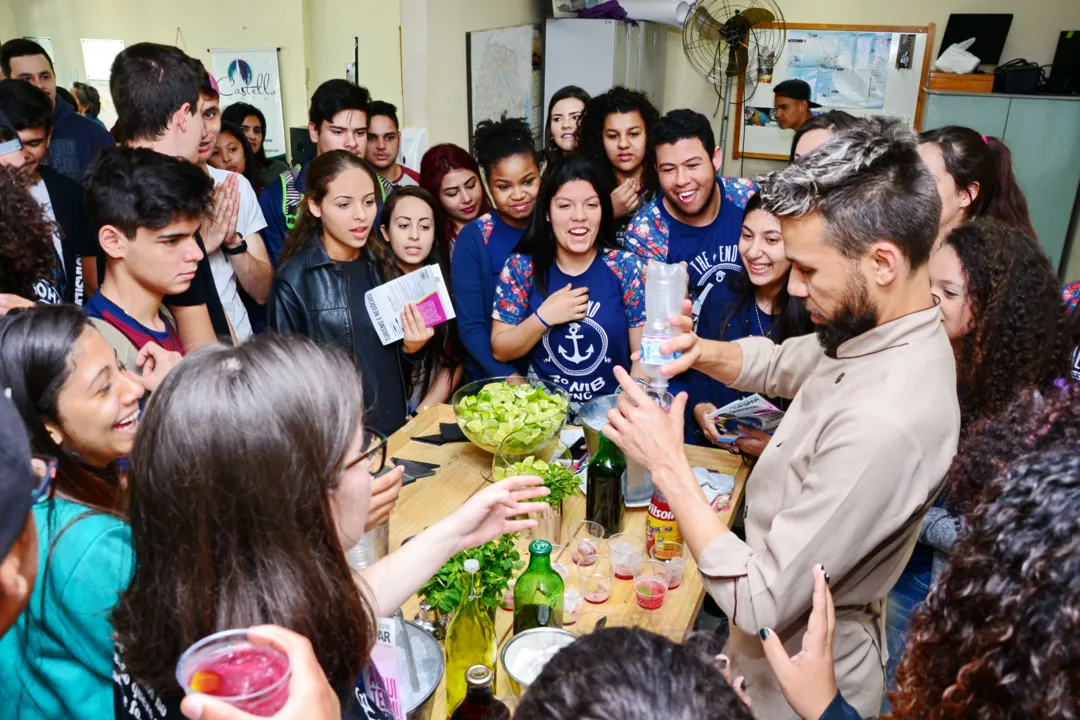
[364,264,455,346]
[704,394,785,444]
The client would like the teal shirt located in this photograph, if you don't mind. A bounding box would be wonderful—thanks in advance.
[0,498,132,719]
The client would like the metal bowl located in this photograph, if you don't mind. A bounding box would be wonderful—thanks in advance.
[452,376,570,454]
[499,627,578,697]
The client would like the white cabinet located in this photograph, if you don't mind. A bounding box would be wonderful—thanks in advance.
[544,19,668,112]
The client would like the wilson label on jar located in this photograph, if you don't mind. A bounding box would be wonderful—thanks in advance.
[646,491,682,554]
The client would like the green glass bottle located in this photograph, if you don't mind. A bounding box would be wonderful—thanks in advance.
[586,431,625,535]
[512,540,565,634]
[445,559,497,714]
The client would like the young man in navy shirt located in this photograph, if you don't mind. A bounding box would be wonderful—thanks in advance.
[0,38,114,180]
[259,80,393,265]
[624,109,758,328]
[0,79,99,304]
[82,147,214,381]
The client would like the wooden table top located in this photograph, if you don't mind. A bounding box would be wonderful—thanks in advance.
[387,404,749,718]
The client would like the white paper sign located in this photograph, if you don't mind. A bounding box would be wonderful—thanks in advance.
[209,48,286,158]
[364,264,456,346]
[80,39,125,81]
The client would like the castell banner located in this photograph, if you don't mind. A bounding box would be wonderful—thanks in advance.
[209,47,287,159]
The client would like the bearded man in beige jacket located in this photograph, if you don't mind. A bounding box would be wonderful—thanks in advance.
[604,117,960,718]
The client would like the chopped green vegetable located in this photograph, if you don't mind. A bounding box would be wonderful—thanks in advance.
[455,381,569,453]
[493,456,582,506]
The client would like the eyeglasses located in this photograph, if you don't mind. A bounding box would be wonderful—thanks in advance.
[30,454,57,502]
[344,426,387,476]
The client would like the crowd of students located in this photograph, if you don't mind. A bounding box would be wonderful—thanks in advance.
[0,33,1078,720]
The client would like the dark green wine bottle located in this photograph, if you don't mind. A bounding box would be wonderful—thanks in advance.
[586,431,625,535]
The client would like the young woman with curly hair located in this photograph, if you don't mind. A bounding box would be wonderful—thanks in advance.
[574,87,660,238]
[883,218,1074,706]
[0,164,64,311]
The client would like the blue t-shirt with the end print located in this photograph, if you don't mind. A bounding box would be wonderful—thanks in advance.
[624,176,758,327]
[493,250,645,405]
[451,212,528,380]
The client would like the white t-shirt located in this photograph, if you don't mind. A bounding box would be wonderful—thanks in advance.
[207,166,268,342]
[29,179,64,278]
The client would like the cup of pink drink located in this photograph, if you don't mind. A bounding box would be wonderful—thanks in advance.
[177,629,291,716]
[579,555,614,605]
[634,561,669,611]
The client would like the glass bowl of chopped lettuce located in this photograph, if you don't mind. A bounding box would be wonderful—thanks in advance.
[452,377,570,454]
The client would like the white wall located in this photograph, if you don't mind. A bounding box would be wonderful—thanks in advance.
[5,0,403,133]
[401,0,545,148]
[661,0,1080,177]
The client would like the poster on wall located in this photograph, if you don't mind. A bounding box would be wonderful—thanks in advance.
[80,39,125,81]
[209,47,286,158]
[466,24,544,151]
[24,36,55,63]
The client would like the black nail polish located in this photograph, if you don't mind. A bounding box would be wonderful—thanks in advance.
[758,627,770,640]
[739,678,749,692]
[716,657,728,670]
[825,573,831,585]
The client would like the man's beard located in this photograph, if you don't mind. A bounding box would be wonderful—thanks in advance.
[815,274,879,358]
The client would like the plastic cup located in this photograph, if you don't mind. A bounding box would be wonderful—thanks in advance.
[176,629,291,717]
[578,555,614,605]
[563,584,582,626]
[549,543,571,580]
[565,520,605,567]
[634,560,669,611]
[608,533,645,580]
[649,541,686,589]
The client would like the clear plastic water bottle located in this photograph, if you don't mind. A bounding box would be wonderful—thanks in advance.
[640,261,689,389]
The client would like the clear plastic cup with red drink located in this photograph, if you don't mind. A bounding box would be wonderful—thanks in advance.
[634,560,669,611]
[176,629,291,716]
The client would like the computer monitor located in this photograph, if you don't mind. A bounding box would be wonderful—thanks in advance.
[1048,31,1080,95]
[938,14,1014,66]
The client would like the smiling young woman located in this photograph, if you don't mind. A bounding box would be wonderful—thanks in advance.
[490,155,646,412]
[0,304,143,719]
[688,191,811,452]
[449,117,541,381]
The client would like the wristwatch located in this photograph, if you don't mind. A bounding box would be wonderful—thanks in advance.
[222,232,248,256]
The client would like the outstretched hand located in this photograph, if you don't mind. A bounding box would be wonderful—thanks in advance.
[602,366,688,484]
[760,565,838,720]
[451,476,550,551]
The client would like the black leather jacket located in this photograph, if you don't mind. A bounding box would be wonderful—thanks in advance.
[267,238,413,414]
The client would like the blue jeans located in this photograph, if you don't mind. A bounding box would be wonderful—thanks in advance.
[882,563,931,713]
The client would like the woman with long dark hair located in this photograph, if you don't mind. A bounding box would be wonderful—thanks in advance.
[221,101,290,188]
[268,150,430,436]
[418,143,492,251]
[575,87,660,238]
[209,121,263,194]
[884,218,1073,705]
[918,126,1034,248]
[689,191,812,451]
[490,154,644,410]
[110,334,547,719]
[543,85,591,164]
[380,186,464,412]
[450,117,541,381]
[0,305,146,718]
